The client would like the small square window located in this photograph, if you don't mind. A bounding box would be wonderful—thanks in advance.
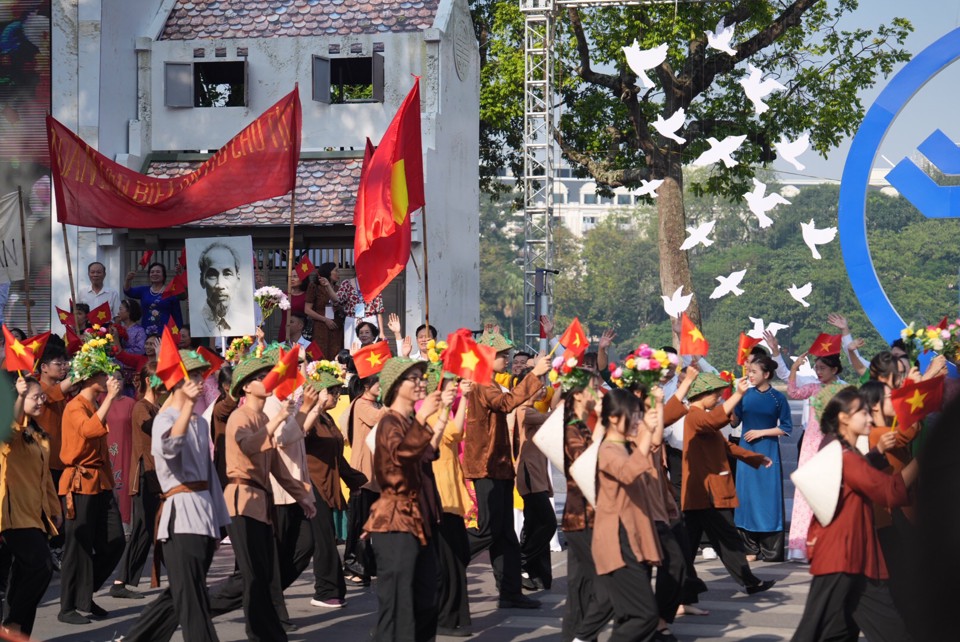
[313,54,384,104]
[583,193,597,205]
[194,61,246,107]
[617,194,631,205]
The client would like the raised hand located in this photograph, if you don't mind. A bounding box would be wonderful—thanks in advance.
[598,329,616,350]
[182,379,202,401]
[531,351,551,377]
[763,330,781,357]
[417,390,442,421]
[388,313,402,335]
[105,376,123,400]
[826,313,850,333]
[540,315,555,338]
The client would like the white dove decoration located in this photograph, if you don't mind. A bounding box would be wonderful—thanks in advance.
[662,286,694,318]
[678,219,716,251]
[710,269,747,299]
[747,317,790,339]
[739,64,786,114]
[791,355,818,379]
[623,41,668,90]
[776,133,810,171]
[745,178,791,228]
[691,135,747,168]
[706,17,737,56]
[788,282,813,307]
[801,219,838,260]
[653,108,686,144]
[636,179,664,198]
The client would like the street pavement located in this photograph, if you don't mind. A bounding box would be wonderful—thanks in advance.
[31,400,813,641]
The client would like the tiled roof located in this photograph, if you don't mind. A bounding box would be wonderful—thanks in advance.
[146,158,361,227]
[159,0,441,40]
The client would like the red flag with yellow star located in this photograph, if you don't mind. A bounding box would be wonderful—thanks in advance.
[443,329,495,385]
[679,312,709,356]
[3,325,35,372]
[56,305,73,327]
[353,79,424,302]
[162,271,188,298]
[354,341,392,379]
[305,340,324,362]
[891,376,943,430]
[165,317,182,344]
[294,254,316,282]
[736,332,763,366]
[557,317,588,357]
[807,333,842,357]
[139,250,154,269]
[196,346,225,379]
[89,301,112,326]
[23,331,51,362]
[156,325,186,390]
[64,325,82,355]
[263,345,304,400]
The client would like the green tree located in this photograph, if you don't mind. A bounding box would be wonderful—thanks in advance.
[471,0,911,343]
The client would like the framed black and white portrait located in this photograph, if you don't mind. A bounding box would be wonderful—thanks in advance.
[185,236,255,338]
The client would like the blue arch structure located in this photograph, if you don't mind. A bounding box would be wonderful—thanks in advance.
[838,26,960,343]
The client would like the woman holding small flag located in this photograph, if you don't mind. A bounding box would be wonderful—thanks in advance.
[124,263,185,338]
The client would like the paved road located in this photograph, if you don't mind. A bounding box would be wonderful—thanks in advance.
[31,399,813,641]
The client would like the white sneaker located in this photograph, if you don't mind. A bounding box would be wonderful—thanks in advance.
[702,546,718,560]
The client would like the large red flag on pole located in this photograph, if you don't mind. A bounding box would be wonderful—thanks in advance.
[47,88,301,229]
[353,79,425,302]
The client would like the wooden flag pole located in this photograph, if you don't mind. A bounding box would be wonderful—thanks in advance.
[286,187,297,291]
[419,205,431,331]
[60,222,81,336]
[16,187,32,335]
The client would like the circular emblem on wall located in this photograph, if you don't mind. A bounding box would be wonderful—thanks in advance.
[453,13,475,82]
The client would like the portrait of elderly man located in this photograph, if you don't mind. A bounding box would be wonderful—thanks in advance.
[186,238,255,338]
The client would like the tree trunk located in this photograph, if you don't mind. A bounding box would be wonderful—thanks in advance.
[656,161,698,348]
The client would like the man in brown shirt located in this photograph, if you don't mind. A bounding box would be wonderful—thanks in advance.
[35,346,73,566]
[57,355,126,624]
[515,381,555,591]
[463,332,550,609]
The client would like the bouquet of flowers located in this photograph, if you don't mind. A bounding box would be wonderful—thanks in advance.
[307,359,345,384]
[71,324,121,381]
[901,319,960,363]
[549,355,593,392]
[425,338,449,363]
[609,344,677,390]
[253,286,290,325]
[225,336,254,362]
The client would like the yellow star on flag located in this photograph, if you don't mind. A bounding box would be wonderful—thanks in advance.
[461,349,480,371]
[572,335,582,347]
[906,389,927,413]
[10,340,27,357]
[688,327,705,343]
[28,341,41,352]
[821,342,834,352]
[273,361,289,377]
[301,262,309,271]
[366,352,383,367]
[97,311,108,320]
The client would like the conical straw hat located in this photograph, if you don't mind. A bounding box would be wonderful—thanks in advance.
[531,401,566,472]
[790,439,843,527]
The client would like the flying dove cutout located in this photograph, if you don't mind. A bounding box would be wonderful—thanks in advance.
[636,179,664,198]
[706,17,737,56]
[776,133,810,171]
[739,64,786,115]
[623,41,668,90]
[678,219,716,251]
[653,108,686,144]
[710,269,747,299]
[691,135,747,168]
[747,317,790,340]
[788,282,813,307]
[801,219,838,260]
[662,286,694,318]
[745,178,791,228]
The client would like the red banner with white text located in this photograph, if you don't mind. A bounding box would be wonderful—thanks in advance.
[47,88,301,229]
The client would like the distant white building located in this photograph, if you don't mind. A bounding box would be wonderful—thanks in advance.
[49,0,480,338]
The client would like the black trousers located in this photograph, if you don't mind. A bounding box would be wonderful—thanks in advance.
[599,528,659,642]
[467,477,522,596]
[520,491,556,589]
[653,521,688,624]
[59,491,125,614]
[562,529,614,642]
[118,476,161,586]
[124,507,219,642]
[344,488,379,579]
[792,573,911,642]
[683,508,761,589]
[1,528,53,635]
[739,528,785,562]
[371,531,438,642]
[309,487,346,600]
[275,503,314,590]
[49,469,65,549]
[224,516,286,642]
[207,545,291,624]
[436,512,471,630]
[665,445,683,503]
[877,508,919,633]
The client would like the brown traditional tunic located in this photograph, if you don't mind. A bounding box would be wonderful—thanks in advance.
[59,395,114,496]
[349,397,382,492]
[592,440,663,575]
[562,418,596,532]
[305,280,343,362]
[128,398,159,495]
[462,372,543,480]
[211,395,238,487]
[364,409,435,544]
[37,381,67,470]
[515,406,552,496]
[305,412,367,509]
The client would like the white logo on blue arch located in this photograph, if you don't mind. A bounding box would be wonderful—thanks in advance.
[839,27,960,344]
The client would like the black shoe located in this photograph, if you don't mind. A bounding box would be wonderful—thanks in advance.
[655,629,679,642]
[745,579,776,595]
[109,584,145,599]
[497,593,540,609]
[58,610,91,625]
[436,625,473,637]
[88,601,109,618]
[50,548,62,572]
[521,576,543,591]
[282,621,298,632]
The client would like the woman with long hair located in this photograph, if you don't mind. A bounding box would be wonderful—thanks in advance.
[2,377,62,635]
[279,269,310,343]
[730,356,792,561]
[786,352,843,561]
[304,262,342,360]
[792,387,916,642]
